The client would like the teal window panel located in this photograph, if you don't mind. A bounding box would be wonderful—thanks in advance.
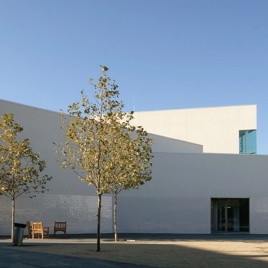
[239,130,256,154]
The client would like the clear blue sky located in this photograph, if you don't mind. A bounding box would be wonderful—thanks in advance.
[0,0,267,153]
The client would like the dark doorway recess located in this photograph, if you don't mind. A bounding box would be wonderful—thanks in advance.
[211,198,249,233]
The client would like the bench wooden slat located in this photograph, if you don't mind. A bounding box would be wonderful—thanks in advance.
[54,221,67,236]
[32,221,49,239]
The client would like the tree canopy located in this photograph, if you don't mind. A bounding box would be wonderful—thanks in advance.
[56,66,153,250]
[0,113,52,239]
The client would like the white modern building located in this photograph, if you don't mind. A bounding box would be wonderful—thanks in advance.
[1,99,268,235]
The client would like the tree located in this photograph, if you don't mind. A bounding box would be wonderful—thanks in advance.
[0,113,52,239]
[56,66,153,251]
[107,113,152,241]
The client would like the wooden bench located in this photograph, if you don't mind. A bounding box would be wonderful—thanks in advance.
[32,221,49,239]
[54,221,67,236]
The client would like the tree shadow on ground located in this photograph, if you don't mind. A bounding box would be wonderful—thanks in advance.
[3,239,268,268]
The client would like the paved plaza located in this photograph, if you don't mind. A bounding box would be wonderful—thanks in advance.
[1,234,268,267]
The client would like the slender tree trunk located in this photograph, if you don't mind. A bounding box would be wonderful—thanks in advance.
[114,192,118,241]
[97,193,102,252]
[11,197,15,240]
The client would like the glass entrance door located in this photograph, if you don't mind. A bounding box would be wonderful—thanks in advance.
[211,198,249,233]
[217,205,234,232]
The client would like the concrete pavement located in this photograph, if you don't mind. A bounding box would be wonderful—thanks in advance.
[2,233,268,267]
[0,237,156,268]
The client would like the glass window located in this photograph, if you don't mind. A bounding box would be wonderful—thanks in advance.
[239,130,256,154]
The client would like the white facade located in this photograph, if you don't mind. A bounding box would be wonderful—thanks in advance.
[0,100,266,235]
[133,105,257,154]
[119,153,268,234]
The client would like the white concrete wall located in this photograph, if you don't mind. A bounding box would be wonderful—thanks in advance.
[148,133,203,153]
[2,150,268,235]
[133,105,257,154]
[117,153,268,234]
[0,100,112,235]
[0,100,266,236]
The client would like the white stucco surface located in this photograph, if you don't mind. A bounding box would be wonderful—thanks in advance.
[117,153,268,234]
[0,100,266,236]
[133,105,257,154]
